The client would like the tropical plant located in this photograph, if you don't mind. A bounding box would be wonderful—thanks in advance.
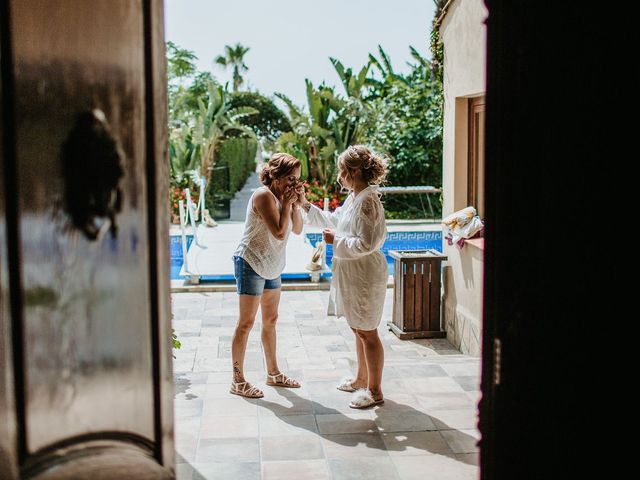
[363,47,443,218]
[215,43,250,92]
[189,81,257,178]
[167,41,198,80]
[169,80,257,200]
[274,56,374,196]
[366,45,410,99]
[274,83,341,195]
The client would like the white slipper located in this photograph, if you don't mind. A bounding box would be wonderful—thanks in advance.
[336,377,357,393]
[349,388,384,409]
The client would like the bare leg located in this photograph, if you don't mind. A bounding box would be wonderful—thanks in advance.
[261,288,299,387]
[231,294,262,393]
[356,328,384,401]
[260,288,282,375]
[351,327,368,389]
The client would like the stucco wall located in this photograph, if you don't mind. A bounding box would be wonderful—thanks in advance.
[440,0,487,356]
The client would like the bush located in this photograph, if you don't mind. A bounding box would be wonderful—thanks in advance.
[206,137,258,208]
[228,92,292,141]
[364,78,443,219]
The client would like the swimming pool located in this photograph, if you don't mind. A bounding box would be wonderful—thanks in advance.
[170,230,442,281]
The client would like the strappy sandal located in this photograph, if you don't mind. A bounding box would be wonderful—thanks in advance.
[266,372,300,388]
[349,388,384,409]
[230,381,264,398]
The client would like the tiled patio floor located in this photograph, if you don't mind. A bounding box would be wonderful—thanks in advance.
[172,289,480,480]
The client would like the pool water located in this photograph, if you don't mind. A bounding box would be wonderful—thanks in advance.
[170,231,442,281]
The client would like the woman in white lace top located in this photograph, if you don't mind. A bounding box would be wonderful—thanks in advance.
[300,145,389,409]
[230,153,304,398]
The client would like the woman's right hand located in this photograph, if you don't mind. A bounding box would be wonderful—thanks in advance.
[294,183,308,207]
[283,186,298,206]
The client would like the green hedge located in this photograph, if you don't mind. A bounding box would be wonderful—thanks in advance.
[207,136,257,206]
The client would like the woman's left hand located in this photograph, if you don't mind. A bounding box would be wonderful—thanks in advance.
[322,228,335,245]
[293,182,307,206]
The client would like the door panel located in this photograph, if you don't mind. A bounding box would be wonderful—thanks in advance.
[1,1,173,477]
[11,0,155,453]
[1,14,18,475]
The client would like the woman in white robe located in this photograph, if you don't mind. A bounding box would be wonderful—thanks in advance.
[300,145,388,409]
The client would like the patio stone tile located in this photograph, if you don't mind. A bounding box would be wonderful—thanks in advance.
[204,382,235,398]
[378,393,424,412]
[175,417,201,442]
[430,409,479,430]
[316,412,378,435]
[192,356,233,373]
[416,392,476,411]
[311,393,366,414]
[305,380,347,396]
[373,411,438,433]
[256,394,314,416]
[301,368,352,382]
[174,462,193,480]
[190,462,260,480]
[260,434,324,461]
[202,397,258,417]
[385,364,449,378]
[392,453,478,480]
[258,414,319,436]
[328,457,400,480]
[175,437,198,464]
[381,431,453,456]
[199,416,259,439]
[440,429,480,454]
[206,372,233,384]
[455,453,480,465]
[320,433,387,458]
[195,437,259,463]
[262,459,330,480]
[174,398,203,418]
[452,375,480,392]
[440,362,482,377]
[403,376,467,394]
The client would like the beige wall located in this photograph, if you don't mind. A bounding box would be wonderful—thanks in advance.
[440,0,487,356]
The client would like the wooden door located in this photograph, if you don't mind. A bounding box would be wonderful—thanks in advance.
[481,1,609,478]
[0,1,173,478]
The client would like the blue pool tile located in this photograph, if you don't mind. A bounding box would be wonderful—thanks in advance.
[170,231,442,280]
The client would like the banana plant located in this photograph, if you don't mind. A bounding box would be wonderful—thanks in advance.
[367,45,410,98]
[169,80,257,190]
[192,81,257,178]
[329,57,371,100]
[169,126,201,182]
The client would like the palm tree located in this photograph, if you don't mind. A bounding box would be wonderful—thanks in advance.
[214,43,250,92]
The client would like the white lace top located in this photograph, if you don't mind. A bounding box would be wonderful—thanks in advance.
[233,187,291,280]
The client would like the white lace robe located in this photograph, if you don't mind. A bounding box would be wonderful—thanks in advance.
[306,186,388,330]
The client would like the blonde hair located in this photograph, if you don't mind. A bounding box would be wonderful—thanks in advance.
[260,152,301,186]
[337,145,387,185]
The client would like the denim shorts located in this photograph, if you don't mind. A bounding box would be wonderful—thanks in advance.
[233,256,282,296]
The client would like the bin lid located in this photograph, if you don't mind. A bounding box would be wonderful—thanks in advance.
[388,249,448,261]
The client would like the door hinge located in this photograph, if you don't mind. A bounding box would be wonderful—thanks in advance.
[493,338,502,386]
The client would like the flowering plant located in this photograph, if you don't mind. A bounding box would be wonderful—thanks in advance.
[169,184,199,224]
[303,180,347,211]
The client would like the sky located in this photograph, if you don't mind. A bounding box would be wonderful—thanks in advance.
[164,0,436,107]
